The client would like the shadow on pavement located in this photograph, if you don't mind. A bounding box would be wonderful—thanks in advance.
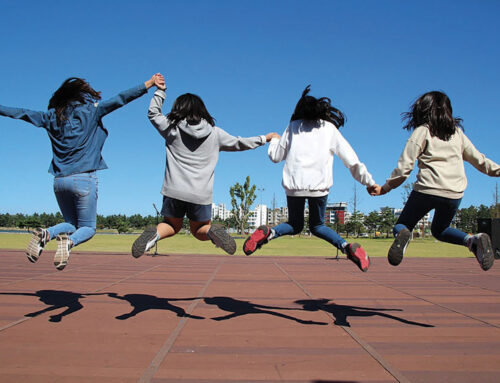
[295,298,434,327]
[0,290,107,322]
[204,296,328,325]
[107,293,204,320]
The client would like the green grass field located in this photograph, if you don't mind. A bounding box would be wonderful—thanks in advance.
[0,232,472,258]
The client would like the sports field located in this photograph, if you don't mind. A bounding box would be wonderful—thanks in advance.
[0,232,472,259]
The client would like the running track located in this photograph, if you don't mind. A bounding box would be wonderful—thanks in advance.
[0,249,499,382]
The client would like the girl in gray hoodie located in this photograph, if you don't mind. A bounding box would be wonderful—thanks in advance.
[132,74,278,257]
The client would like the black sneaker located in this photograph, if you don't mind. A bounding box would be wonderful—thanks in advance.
[467,233,494,271]
[207,224,236,255]
[54,234,72,271]
[26,228,49,263]
[132,226,158,258]
[388,228,411,266]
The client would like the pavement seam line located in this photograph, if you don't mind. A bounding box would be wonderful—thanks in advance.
[0,264,162,332]
[417,271,500,294]
[0,260,115,286]
[273,260,412,383]
[137,259,224,383]
[351,269,500,329]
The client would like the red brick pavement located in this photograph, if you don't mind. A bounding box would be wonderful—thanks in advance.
[0,249,499,383]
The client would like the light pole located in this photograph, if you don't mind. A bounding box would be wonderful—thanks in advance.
[257,187,265,226]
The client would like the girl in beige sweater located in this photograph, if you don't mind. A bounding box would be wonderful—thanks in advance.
[371,91,500,271]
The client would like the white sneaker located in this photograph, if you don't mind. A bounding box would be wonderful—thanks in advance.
[54,234,72,270]
[26,228,49,263]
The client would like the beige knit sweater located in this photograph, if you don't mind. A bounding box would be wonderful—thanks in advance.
[382,125,500,199]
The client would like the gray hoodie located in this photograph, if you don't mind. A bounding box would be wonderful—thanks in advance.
[148,89,266,205]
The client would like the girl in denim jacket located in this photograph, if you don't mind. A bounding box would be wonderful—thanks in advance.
[0,74,162,269]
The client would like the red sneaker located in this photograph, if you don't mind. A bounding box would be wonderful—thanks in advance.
[345,243,370,272]
[243,225,271,255]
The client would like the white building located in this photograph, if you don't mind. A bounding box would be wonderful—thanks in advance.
[248,204,268,229]
[267,206,288,226]
[211,203,232,220]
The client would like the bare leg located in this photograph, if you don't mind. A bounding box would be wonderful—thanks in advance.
[190,220,211,241]
[157,217,183,239]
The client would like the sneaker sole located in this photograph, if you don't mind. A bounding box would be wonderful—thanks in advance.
[243,225,270,256]
[208,225,236,255]
[347,244,370,272]
[26,228,44,263]
[477,234,494,271]
[132,226,158,258]
[54,234,70,271]
[388,228,411,266]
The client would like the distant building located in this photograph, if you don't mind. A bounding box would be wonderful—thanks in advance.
[326,202,348,225]
[248,204,268,229]
[211,203,232,220]
[267,206,288,227]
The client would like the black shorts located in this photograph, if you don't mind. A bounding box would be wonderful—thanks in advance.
[161,196,212,222]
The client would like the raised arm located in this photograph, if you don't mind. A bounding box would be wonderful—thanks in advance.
[268,128,288,163]
[381,130,424,193]
[333,130,375,187]
[0,105,47,128]
[462,131,500,177]
[148,89,170,136]
[95,74,159,118]
[217,127,268,152]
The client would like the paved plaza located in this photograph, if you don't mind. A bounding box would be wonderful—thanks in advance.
[0,249,499,382]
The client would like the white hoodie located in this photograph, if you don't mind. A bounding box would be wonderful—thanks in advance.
[268,119,375,197]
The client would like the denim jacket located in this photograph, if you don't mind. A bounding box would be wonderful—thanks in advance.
[0,83,147,177]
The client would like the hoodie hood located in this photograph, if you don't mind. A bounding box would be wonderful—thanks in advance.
[176,119,213,139]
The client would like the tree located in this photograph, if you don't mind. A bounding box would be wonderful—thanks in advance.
[230,176,257,234]
[456,206,478,233]
[379,207,396,238]
[348,183,364,237]
[477,204,491,219]
[364,211,380,237]
[401,182,414,205]
[24,217,41,232]
[116,220,130,234]
[350,211,365,237]
[224,216,239,231]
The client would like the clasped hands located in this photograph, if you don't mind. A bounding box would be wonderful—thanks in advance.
[366,184,386,196]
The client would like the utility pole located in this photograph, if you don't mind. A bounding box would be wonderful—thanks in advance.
[272,193,277,226]
[493,183,500,218]
[257,187,265,226]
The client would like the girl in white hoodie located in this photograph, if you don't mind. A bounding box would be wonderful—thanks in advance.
[243,86,376,272]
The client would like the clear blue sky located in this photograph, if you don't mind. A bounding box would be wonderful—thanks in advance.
[1,0,499,216]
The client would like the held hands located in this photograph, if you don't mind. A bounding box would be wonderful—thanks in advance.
[265,132,280,142]
[155,73,166,90]
[366,184,386,196]
[145,73,166,90]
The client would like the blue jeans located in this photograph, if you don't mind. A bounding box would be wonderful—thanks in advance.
[273,195,346,250]
[394,190,467,245]
[47,172,98,246]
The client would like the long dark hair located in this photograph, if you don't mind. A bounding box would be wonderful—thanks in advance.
[48,77,101,125]
[402,91,463,141]
[167,93,215,126]
[290,85,345,128]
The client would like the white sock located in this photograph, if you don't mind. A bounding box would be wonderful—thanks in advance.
[268,229,276,240]
[340,242,348,253]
